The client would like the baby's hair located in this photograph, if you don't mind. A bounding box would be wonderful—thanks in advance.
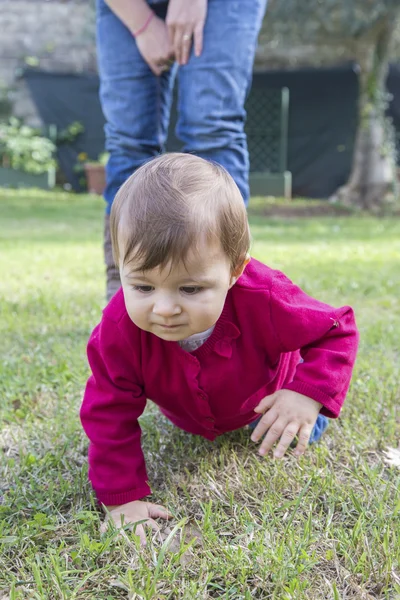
[110,153,250,273]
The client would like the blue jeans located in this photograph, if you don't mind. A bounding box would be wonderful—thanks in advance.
[96,0,268,213]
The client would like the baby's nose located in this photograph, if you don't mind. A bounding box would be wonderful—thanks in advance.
[153,297,181,317]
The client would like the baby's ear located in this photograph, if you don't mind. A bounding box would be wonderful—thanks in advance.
[229,254,251,287]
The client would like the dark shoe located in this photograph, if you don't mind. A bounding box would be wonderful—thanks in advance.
[104,213,121,301]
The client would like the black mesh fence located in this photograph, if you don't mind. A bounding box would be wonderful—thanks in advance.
[23,64,400,198]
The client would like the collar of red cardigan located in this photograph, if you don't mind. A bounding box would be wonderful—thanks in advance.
[213,322,241,358]
[187,318,241,360]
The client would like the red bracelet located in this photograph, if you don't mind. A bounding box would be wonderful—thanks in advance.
[133,11,155,38]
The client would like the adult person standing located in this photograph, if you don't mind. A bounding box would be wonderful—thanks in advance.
[97,0,268,300]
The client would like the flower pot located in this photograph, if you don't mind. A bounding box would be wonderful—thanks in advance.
[84,163,106,195]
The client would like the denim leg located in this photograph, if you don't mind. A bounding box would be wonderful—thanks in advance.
[308,414,329,444]
[176,0,268,204]
[96,0,176,214]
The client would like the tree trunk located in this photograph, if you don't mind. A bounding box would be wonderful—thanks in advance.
[331,16,398,210]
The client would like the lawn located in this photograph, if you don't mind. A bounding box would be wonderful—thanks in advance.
[0,188,399,600]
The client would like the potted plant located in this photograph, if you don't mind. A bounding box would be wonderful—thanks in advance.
[0,118,57,188]
[83,152,109,195]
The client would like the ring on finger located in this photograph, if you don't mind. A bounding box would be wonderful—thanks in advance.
[182,33,191,41]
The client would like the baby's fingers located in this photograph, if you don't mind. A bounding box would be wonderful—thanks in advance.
[250,409,277,443]
[101,515,142,534]
[133,523,147,546]
[257,421,296,458]
[148,503,172,520]
[104,518,160,546]
[136,518,162,546]
[253,393,277,415]
[293,426,312,457]
[100,519,109,535]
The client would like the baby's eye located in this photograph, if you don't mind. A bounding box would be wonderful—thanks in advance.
[180,286,203,295]
[133,285,154,293]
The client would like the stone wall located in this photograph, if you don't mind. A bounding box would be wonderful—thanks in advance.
[255,0,400,70]
[0,0,96,126]
[3,0,399,126]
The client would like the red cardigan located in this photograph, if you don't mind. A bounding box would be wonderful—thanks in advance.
[80,259,359,505]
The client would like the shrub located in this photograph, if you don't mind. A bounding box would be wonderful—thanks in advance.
[0,118,57,175]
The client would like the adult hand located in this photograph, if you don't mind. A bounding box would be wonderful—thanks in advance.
[101,500,172,545]
[251,390,323,459]
[136,14,175,76]
[166,0,207,66]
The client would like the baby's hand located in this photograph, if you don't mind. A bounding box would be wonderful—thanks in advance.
[251,390,322,459]
[101,500,171,545]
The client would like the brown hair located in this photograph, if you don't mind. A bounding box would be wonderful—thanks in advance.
[110,153,250,273]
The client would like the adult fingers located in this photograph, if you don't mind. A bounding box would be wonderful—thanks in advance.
[258,418,287,457]
[151,50,174,77]
[253,393,277,415]
[173,26,194,65]
[272,422,301,459]
[250,408,278,443]
[166,47,176,65]
[180,31,193,65]
[173,26,185,65]
[149,61,162,77]
[193,22,204,57]
[153,60,173,77]
[166,22,175,46]
[293,425,313,457]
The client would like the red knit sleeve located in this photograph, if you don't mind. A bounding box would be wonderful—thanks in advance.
[80,316,151,505]
[269,271,359,418]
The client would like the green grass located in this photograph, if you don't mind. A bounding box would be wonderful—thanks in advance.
[1,188,400,600]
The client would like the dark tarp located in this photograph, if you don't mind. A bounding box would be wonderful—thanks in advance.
[23,69,106,191]
[251,65,358,199]
[23,64,400,197]
[387,64,400,157]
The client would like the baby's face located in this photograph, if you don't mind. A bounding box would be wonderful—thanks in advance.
[120,241,240,341]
